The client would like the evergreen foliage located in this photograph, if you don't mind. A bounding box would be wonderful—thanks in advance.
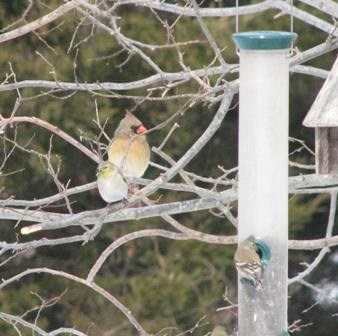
[0,1,336,335]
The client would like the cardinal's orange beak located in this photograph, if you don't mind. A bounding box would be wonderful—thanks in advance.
[136,125,147,135]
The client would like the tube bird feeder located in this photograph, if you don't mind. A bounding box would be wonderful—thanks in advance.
[233,31,297,335]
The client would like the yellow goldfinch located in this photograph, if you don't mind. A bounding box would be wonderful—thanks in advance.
[234,240,263,289]
[96,161,128,203]
[211,325,229,336]
[107,111,150,178]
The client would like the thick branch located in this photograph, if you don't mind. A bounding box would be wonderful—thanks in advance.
[273,1,337,36]
[0,1,79,44]
[0,268,150,336]
[291,65,329,79]
[0,114,98,163]
[13,193,235,231]
[0,182,96,207]
[0,312,50,336]
[290,38,338,66]
[118,0,338,36]
[288,235,338,250]
[2,174,338,227]
[0,59,331,95]
[298,0,338,18]
[0,65,231,92]
[87,229,190,282]
[117,0,272,17]
[0,312,87,336]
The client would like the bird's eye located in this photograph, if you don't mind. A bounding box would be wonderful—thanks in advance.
[130,125,139,133]
[130,125,139,134]
[256,246,263,259]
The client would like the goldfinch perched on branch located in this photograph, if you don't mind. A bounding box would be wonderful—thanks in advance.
[234,239,263,289]
[96,161,128,203]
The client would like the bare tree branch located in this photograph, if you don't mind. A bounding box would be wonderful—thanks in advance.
[298,0,338,18]
[288,192,337,284]
[0,268,151,336]
[1,1,337,333]
[0,0,79,44]
[0,114,99,163]
[0,312,88,336]
[115,0,338,36]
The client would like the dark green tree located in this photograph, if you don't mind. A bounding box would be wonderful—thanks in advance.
[0,1,337,335]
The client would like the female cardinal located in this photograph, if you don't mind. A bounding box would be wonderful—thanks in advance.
[107,111,150,179]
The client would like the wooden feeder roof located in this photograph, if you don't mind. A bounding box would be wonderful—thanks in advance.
[303,56,338,128]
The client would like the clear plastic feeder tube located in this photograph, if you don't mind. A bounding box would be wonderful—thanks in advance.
[233,31,297,336]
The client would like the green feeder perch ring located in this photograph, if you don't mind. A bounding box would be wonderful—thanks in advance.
[247,236,271,268]
[281,331,291,336]
[253,238,271,268]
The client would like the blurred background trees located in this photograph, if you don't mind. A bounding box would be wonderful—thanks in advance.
[0,1,337,335]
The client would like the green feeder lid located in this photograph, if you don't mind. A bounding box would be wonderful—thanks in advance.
[232,31,297,50]
[281,331,291,336]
